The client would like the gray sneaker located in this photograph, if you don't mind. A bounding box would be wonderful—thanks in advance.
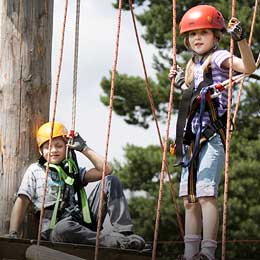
[101,232,128,248]
[124,234,145,251]
[192,253,210,260]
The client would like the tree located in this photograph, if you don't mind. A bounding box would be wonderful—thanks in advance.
[101,0,259,127]
[0,1,53,236]
[99,1,260,258]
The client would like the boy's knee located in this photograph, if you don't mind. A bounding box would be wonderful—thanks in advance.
[105,175,122,191]
[51,218,78,242]
[105,175,124,199]
[105,175,120,185]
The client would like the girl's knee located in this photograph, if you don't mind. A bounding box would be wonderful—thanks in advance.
[183,197,199,210]
[198,196,217,206]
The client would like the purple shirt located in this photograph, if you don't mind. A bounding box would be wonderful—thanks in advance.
[191,50,231,133]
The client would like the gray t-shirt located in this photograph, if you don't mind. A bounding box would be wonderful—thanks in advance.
[18,162,86,234]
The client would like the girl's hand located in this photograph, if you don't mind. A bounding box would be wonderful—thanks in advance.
[227,17,245,41]
[168,65,185,89]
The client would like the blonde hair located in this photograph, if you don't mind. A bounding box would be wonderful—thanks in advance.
[184,54,212,86]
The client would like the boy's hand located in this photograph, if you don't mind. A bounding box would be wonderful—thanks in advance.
[227,17,245,41]
[68,133,88,152]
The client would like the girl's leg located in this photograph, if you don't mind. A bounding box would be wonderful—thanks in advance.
[183,197,202,260]
[198,197,218,260]
[194,135,224,260]
[199,197,218,240]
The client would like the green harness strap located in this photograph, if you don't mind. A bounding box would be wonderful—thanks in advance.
[45,160,91,229]
[66,158,92,224]
[47,163,74,229]
[48,163,75,185]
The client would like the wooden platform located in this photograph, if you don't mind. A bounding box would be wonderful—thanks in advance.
[0,237,151,260]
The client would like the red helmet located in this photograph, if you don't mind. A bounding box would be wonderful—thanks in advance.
[179,5,225,34]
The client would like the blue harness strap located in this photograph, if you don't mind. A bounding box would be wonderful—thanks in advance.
[183,86,211,168]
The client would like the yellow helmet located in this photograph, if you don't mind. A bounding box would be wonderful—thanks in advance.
[36,121,68,148]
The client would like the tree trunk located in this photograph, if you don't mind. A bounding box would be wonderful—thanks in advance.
[0,0,53,236]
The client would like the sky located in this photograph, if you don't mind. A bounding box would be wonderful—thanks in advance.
[51,1,175,182]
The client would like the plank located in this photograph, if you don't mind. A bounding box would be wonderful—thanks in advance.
[26,245,86,260]
[0,237,151,260]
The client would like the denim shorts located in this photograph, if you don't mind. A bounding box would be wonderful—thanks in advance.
[179,134,225,198]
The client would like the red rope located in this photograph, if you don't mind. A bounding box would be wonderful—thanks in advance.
[150,0,178,258]
[128,0,184,246]
[94,1,122,259]
[222,1,236,259]
[37,0,69,246]
[153,239,260,244]
[232,0,258,125]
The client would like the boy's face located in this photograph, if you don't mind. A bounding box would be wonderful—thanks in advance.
[41,136,66,164]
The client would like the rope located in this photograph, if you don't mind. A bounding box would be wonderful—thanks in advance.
[151,0,178,258]
[94,1,122,259]
[128,0,184,245]
[66,0,81,159]
[232,0,258,125]
[151,239,260,245]
[221,1,236,259]
[36,0,69,246]
[71,0,81,133]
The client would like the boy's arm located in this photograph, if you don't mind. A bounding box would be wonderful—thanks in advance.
[67,133,113,184]
[81,147,113,183]
[9,195,30,236]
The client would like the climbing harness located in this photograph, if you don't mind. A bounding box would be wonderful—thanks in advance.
[45,156,92,230]
[173,54,228,203]
[46,163,74,229]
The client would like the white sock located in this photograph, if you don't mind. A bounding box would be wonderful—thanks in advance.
[184,234,201,260]
[201,239,217,260]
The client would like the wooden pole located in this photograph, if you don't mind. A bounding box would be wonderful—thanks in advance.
[0,1,53,236]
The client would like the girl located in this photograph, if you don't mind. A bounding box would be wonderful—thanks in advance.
[169,5,256,260]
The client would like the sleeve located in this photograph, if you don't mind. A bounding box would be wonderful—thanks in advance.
[17,164,37,201]
[213,50,231,71]
[78,167,86,185]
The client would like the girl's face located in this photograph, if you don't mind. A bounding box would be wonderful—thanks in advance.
[41,136,66,164]
[188,29,216,55]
